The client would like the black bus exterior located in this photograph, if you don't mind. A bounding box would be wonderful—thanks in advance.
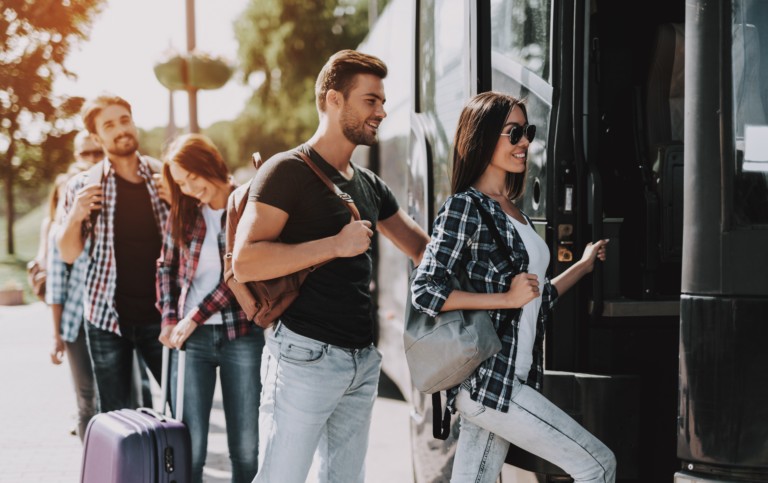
[354,1,768,482]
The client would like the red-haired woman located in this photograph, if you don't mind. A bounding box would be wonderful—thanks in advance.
[156,134,263,483]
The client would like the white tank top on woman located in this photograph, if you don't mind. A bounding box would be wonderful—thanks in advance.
[183,204,225,325]
[506,213,550,382]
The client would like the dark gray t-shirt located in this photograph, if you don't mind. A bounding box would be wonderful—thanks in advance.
[248,144,399,348]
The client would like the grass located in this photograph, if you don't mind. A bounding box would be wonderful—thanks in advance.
[0,205,48,304]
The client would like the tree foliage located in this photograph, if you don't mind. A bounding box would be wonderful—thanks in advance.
[0,0,103,254]
[231,0,370,163]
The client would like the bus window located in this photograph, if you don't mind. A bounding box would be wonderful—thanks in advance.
[732,0,768,225]
[418,0,466,217]
[491,0,552,83]
[491,0,554,221]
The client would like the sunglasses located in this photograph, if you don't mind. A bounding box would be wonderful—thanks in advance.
[500,124,536,145]
[78,150,105,158]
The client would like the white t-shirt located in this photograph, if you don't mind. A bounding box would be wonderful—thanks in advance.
[183,204,226,325]
[506,214,550,382]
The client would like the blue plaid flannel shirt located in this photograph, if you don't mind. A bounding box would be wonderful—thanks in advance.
[45,224,90,343]
[411,187,558,413]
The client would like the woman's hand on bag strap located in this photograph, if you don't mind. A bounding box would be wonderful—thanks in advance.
[333,220,373,258]
[503,272,540,309]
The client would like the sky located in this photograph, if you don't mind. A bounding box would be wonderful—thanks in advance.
[53,0,254,131]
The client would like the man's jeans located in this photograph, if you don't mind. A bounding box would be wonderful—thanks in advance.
[170,325,265,483]
[85,322,164,413]
[254,323,382,483]
[452,380,617,483]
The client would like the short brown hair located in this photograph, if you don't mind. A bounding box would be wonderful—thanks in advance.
[451,92,529,201]
[315,50,387,112]
[163,134,230,248]
[81,94,132,135]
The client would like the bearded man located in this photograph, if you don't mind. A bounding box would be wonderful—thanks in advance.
[232,50,430,483]
[56,94,170,413]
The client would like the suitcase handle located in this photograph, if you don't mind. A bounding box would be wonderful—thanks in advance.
[137,407,167,423]
[159,344,186,420]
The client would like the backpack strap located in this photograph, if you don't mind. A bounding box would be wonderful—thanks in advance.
[293,151,361,222]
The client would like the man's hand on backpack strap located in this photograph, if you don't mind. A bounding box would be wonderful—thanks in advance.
[333,220,373,258]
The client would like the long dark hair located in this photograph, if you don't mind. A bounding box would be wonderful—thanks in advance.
[450,92,528,200]
[163,134,229,248]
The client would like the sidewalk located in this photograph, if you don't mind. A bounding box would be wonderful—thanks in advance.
[0,303,413,483]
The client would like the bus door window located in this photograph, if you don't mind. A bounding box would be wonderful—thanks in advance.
[490,0,554,222]
[418,0,467,219]
[732,0,768,225]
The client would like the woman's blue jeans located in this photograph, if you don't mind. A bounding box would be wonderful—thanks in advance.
[171,324,265,483]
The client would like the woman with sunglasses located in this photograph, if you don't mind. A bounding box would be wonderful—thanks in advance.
[156,134,264,483]
[411,92,614,483]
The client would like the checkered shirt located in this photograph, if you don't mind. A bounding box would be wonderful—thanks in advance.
[411,187,558,414]
[61,155,169,335]
[155,182,253,341]
[45,224,90,342]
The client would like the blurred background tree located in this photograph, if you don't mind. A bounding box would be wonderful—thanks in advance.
[228,0,371,165]
[0,0,104,255]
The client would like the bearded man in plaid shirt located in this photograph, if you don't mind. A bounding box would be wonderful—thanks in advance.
[57,94,171,413]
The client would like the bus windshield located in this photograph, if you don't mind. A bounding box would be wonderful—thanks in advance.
[732,0,768,225]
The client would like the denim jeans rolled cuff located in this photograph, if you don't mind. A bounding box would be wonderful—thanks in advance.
[255,322,382,483]
[85,321,164,413]
[451,379,617,483]
[171,324,265,483]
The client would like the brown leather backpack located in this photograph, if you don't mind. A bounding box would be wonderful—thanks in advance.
[223,151,361,328]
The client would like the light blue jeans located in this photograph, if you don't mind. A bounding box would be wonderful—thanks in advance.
[254,322,382,483]
[452,380,617,483]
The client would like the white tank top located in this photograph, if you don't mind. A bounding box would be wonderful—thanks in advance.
[183,204,225,325]
[506,213,550,382]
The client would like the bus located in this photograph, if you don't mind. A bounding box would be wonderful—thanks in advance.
[353,0,768,482]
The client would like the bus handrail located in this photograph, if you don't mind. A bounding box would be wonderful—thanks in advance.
[572,0,603,320]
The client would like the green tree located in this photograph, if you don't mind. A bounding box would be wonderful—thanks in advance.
[0,0,103,255]
[233,0,370,163]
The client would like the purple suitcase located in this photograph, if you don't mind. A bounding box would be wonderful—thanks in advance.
[80,346,192,483]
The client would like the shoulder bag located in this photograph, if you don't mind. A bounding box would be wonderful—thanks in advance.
[403,196,521,440]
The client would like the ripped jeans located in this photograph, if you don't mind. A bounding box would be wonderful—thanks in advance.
[451,379,617,483]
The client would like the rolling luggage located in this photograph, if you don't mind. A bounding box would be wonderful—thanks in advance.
[80,346,192,483]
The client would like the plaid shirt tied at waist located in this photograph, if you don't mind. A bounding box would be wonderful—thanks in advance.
[156,180,253,341]
[61,155,169,335]
[411,187,558,414]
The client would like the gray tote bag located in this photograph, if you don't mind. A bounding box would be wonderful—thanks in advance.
[404,197,520,395]
[404,266,504,394]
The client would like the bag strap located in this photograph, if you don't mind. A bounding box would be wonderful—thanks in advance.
[294,151,361,221]
[432,392,451,440]
[468,196,522,341]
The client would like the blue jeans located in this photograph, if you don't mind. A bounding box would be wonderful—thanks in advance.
[85,322,164,413]
[451,380,617,483]
[254,323,382,483]
[171,324,265,483]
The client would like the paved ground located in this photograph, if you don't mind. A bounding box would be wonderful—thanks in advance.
[0,303,413,483]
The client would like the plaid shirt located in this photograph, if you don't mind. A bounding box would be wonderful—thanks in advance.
[61,155,169,334]
[155,181,253,341]
[45,224,90,342]
[411,187,558,413]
